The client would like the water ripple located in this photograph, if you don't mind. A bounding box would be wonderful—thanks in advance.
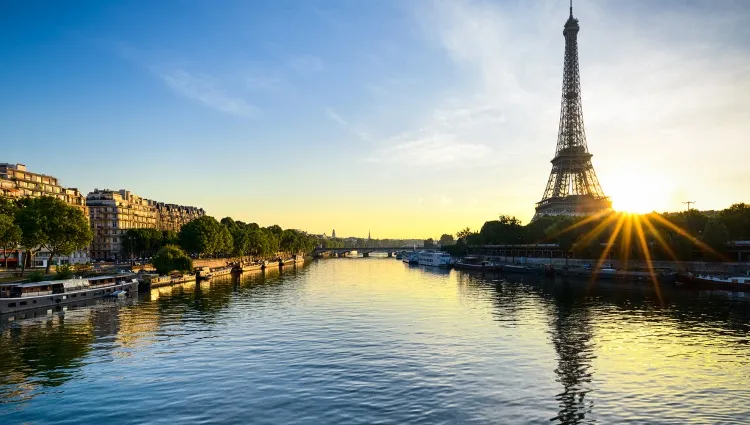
[1,260,750,424]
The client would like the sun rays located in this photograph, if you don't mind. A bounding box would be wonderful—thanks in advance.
[545,210,729,304]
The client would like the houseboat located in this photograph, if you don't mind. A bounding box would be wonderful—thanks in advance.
[677,271,750,292]
[418,251,452,268]
[0,273,138,315]
[453,256,500,272]
[139,273,196,289]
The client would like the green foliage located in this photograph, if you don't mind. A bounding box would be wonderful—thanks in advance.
[442,239,467,256]
[230,226,251,258]
[14,197,92,274]
[26,271,46,282]
[702,219,729,253]
[179,216,231,256]
[162,230,179,246]
[0,213,22,263]
[15,198,47,260]
[439,234,455,245]
[216,225,233,256]
[55,264,74,279]
[0,197,18,217]
[424,238,435,249]
[456,227,473,241]
[152,245,193,275]
[266,225,283,237]
[480,215,525,245]
[719,203,750,240]
[122,228,164,259]
[449,203,750,262]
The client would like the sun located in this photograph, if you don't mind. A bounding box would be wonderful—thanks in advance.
[605,173,668,214]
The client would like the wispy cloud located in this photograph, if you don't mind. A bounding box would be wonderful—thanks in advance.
[287,54,325,73]
[365,0,543,167]
[367,0,750,201]
[155,68,258,118]
[326,108,371,141]
[244,75,286,91]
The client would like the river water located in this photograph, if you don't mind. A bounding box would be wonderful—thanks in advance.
[1,258,749,424]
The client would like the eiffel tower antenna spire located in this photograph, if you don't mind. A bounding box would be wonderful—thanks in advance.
[533,3,611,220]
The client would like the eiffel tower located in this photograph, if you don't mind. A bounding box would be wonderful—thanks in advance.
[533,2,611,221]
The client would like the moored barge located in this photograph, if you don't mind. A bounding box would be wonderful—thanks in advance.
[676,271,750,292]
[0,274,138,314]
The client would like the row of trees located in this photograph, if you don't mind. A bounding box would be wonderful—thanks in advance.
[444,203,750,262]
[0,197,92,274]
[123,215,322,265]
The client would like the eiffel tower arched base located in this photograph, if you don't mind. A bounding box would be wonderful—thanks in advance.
[533,195,612,221]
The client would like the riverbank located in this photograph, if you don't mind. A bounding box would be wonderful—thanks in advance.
[467,255,750,275]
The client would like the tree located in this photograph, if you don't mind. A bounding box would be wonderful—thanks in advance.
[719,203,750,240]
[456,227,472,241]
[702,219,729,258]
[0,197,18,217]
[152,245,193,275]
[215,225,233,257]
[220,217,237,231]
[261,228,280,257]
[246,229,266,259]
[162,230,179,246]
[544,218,576,253]
[15,198,49,275]
[122,228,164,259]
[439,234,455,246]
[466,233,484,246]
[0,214,22,267]
[266,225,283,237]
[230,226,251,260]
[424,238,435,249]
[35,197,92,273]
[481,215,524,245]
[179,216,222,256]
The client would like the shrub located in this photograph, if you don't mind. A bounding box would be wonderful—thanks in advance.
[55,264,73,279]
[152,245,193,275]
[27,271,46,282]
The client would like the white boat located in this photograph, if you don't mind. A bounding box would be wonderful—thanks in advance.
[0,274,139,315]
[403,251,419,264]
[418,251,452,268]
[679,271,750,292]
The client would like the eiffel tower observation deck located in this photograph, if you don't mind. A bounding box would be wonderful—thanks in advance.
[533,2,612,221]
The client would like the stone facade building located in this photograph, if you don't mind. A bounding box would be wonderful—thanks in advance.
[87,189,204,261]
[0,163,87,213]
[154,202,205,233]
[0,163,89,266]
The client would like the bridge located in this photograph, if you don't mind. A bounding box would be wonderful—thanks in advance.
[313,247,419,258]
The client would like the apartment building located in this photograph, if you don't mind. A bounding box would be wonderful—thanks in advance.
[0,163,90,266]
[154,202,205,233]
[87,189,204,261]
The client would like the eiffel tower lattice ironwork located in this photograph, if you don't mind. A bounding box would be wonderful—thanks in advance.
[533,3,611,221]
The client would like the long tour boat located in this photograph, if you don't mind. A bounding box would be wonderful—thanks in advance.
[417,251,452,268]
[0,273,138,314]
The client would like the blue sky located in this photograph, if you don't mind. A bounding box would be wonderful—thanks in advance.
[2,0,749,238]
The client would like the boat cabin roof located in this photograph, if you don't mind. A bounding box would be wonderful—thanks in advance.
[11,279,76,288]
[88,274,135,281]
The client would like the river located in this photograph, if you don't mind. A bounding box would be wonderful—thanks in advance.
[1,258,749,424]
